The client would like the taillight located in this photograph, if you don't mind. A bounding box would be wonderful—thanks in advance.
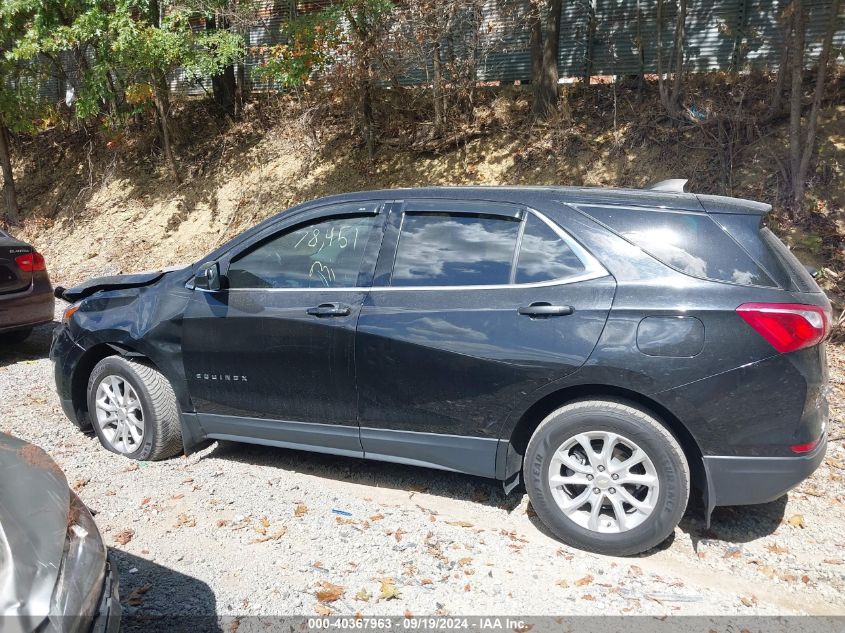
[736,302,830,353]
[790,438,822,454]
[15,252,46,272]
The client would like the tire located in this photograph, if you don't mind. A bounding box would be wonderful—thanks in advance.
[0,328,32,344]
[86,356,183,461]
[524,399,689,556]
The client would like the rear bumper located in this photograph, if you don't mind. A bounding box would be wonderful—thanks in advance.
[0,276,54,333]
[704,434,827,506]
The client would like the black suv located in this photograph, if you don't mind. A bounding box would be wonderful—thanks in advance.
[50,184,830,555]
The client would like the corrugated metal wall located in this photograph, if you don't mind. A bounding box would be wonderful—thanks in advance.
[33,0,845,101]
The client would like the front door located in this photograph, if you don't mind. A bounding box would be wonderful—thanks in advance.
[181,201,387,456]
[355,200,616,476]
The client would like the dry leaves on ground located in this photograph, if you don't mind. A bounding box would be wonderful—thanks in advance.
[114,529,134,545]
[379,579,401,601]
[315,581,345,603]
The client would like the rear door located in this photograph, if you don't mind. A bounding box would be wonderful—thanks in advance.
[355,200,616,476]
[0,234,32,294]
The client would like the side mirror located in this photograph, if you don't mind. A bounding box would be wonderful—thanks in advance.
[194,261,226,292]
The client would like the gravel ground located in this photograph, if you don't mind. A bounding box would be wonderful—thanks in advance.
[2,313,845,628]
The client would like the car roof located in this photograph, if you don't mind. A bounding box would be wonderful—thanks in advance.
[302,185,769,215]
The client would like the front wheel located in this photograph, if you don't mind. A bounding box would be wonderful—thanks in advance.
[87,356,183,460]
[524,399,689,556]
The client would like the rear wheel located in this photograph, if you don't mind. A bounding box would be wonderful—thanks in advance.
[524,399,689,556]
[87,356,182,460]
[0,328,32,344]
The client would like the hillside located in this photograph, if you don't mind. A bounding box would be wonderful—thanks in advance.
[8,85,845,317]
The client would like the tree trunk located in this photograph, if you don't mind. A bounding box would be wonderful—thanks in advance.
[212,65,237,119]
[669,0,687,110]
[793,0,840,211]
[583,0,597,85]
[433,41,444,131]
[788,0,806,216]
[531,0,563,120]
[208,15,237,119]
[153,75,181,184]
[0,123,19,227]
[235,61,247,116]
[657,0,686,118]
[765,8,793,121]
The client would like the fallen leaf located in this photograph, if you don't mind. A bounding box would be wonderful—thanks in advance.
[582,594,595,601]
[395,527,406,542]
[355,589,371,602]
[574,574,593,587]
[458,557,473,566]
[315,581,345,603]
[463,583,471,592]
[404,609,413,618]
[786,514,805,528]
[801,575,811,584]
[445,520,474,528]
[555,579,569,588]
[379,579,401,601]
[73,478,90,492]
[369,513,385,521]
[766,543,789,555]
[260,517,270,529]
[114,529,134,545]
[421,578,433,585]
[216,519,229,527]
[295,504,308,518]
[252,526,287,543]
[314,604,332,616]
[740,596,756,607]
[823,559,843,565]
[126,583,152,606]
[175,513,196,528]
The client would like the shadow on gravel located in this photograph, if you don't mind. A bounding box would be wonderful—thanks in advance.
[682,494,788,548]
[0,320,56,367]
[206,441,523,512]
[111,549,221,633]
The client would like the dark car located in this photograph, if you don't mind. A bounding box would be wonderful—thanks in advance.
[0,229,54,343]
[49,183,831,555]
[0,432,120,632]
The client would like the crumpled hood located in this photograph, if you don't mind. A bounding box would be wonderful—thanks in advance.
[0,433,70,631]
[54,262,190,302]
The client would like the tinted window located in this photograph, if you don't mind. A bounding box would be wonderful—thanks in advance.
[515,214,585,283]
[392,213,520,286]
[228,213,378,289]
[581,206,776,287]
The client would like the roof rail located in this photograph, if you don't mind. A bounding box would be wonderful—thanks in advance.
[647,179,689,193]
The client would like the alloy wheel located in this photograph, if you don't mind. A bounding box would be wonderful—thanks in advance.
[94,375,145,454]
[548,430,660,533]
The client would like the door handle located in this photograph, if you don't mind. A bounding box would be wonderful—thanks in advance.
[518,303,574,317]
[307,303,351,317]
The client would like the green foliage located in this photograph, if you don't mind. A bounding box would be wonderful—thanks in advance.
[252,11,341,90]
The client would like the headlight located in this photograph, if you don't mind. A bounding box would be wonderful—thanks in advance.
[48,492,106,633]
[61,302,81,324]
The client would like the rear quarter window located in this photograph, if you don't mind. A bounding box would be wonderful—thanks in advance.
[577,205,777,287]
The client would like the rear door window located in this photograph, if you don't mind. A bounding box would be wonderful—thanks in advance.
[391,213,521,287]
[579,206,776,287]
[515,213,586,283]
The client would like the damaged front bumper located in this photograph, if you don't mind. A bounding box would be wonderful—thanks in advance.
[90,558,121,633]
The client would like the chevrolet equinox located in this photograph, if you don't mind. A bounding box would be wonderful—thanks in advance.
[50,183,831,555]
